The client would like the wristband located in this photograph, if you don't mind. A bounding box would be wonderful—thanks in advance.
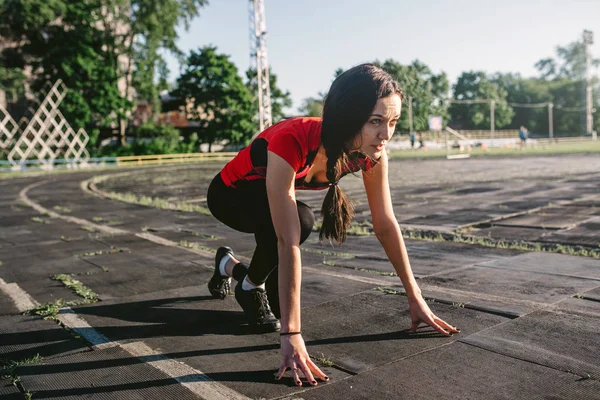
[280,331,302,336]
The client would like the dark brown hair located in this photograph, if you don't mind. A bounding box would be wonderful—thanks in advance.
[319,63,402,244]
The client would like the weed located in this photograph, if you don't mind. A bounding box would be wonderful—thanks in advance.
[27,300,68,320]
[358,268,397,277]
[402,227,600,258]
[31,217,50,224]
[52,205,72,213]
[102,191,212,215]
[52,274,99,302]
[178,229,219,239]
[313,353,334,367]
[301,248,355,258]
[92,216,104,222]
[322,260,336,267]
[179,241,216,253]
[100,266,110,272]
[1,354,42,386]
[76,247,123,257]
[375,287,403,295]
[80,225,96,233]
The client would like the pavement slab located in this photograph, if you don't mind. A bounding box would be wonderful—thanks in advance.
[299,290,509,374]
[475,251,600,280]
[1,155,599,399]
[0,379,22,398]
[69,286,352,399]
[460,309,600,380]
[418,264,600,305]
[291,342,600,400]
[537,217,600,247]
[16,345,203,400]
[0,315,89,362]
[0,288,20,316]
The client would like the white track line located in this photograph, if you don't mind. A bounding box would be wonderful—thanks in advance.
[56,308,249,400]
[121,342,250,400]
[56,308,116,350]
[15,182,252,399]
[0,281,39,312]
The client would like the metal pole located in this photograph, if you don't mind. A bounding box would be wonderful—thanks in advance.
[584,30,594,134]
[408,96,413,133]
[490,100,495,147]
[548,102,554,140]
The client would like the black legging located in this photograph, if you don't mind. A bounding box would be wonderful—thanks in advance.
[206,173,315,285]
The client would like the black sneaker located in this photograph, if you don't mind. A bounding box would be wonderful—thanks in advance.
[208,246,234,299]
[235,282,281,333]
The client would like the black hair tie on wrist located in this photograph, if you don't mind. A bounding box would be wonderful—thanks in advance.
[280,331,302,336]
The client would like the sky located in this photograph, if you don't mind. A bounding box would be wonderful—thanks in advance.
[165,0,600,114]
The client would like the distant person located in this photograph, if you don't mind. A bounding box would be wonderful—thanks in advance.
[519,125,528,149]
[418,133,425,148]
[206,64,459,386]
[410,131,416,148]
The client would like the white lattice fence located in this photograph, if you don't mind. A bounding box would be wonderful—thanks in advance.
[0,80,90,168]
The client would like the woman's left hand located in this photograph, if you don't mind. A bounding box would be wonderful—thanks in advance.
[408,295,460,336]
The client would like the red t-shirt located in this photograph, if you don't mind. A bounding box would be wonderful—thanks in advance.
[220,117,377,190]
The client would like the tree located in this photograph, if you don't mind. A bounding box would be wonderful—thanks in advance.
[171,46,255,151]
[492,73,552,133]
[450,71,514,130]
[535,39,600,80]
[296,69,343,117]
[376,59,450,132]
[534,33,600,134]
[0,0,130,145]
[246,67,293,125]
[298,92,325,117]
[0,0,208,146]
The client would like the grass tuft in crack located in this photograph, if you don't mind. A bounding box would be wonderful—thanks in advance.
[52,274,99,302]
[312,353,334,368]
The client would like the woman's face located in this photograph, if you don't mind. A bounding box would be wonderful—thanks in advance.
[353,93,402,159]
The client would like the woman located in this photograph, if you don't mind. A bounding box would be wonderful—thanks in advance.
[206,63,459,386]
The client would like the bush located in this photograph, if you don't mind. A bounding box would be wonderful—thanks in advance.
[92,123,200,157]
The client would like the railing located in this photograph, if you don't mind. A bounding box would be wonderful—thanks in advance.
[0,157,117,172]
[0,152,239,172]
[115,152,238,166]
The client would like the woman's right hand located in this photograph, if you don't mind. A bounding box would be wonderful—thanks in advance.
[276,334,330,386]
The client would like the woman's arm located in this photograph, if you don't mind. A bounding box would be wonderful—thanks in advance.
[266,151,302,333]
[362,151,459,336]
[266,151,328,386]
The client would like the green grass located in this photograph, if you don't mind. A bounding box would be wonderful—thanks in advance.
[76,247,123,257]
[27,299,70,320]
[1,354,42,387]
[301,247,355,258]
[52,274,99,302]
[313,353,334,368]
[402,227,600,258]
[52,205,72,213]
[389,140,600,160]
[100,190,212,215]
[178,229,219,240]
[179,241,216,253]
[31,216,51,224]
